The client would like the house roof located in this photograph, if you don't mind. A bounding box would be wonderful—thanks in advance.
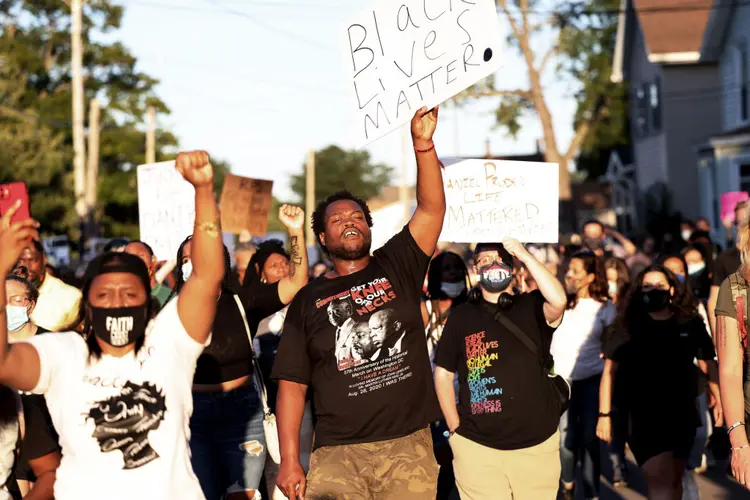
[635,0,712,59]
[612,0,714,82]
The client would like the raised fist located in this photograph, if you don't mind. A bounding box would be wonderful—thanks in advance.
[175,151,214,188]
[411,106,439,145]
[279,205,305,231]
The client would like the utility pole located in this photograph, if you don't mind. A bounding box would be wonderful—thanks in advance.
[305,150,315,246]
[86,98,100,237]
[71,0,86,250]
[146,106,156,164]
[400,126,410,226]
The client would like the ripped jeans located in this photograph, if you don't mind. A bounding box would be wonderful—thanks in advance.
[190,384,267,499]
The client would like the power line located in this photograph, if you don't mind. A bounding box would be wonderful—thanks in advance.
[200,0,337,53]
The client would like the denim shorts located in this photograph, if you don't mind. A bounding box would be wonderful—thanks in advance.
[190,384,266,499]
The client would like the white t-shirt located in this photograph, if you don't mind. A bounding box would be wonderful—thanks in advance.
[26,299,206,500]
[550,299,616,382]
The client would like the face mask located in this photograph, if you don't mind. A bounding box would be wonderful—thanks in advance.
[6,305,29,332]
[90,305,148,347]
[478,263,513,293]
[440,281,466,299]
[181,261,193,281]
[681,230,692,242]
[583,237,604,251]
[640,289,671,312]
[675,273,686,284]
[687,262,706,276]
[608,281,618,296]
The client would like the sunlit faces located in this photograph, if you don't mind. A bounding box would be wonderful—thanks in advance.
[583,222,604,240]
[662,257,685,278]
[124,242,155,273]
[88,273,148,309]
[15,246,45,285]
[640,271,673,295]
[262,253,290,285]
[565,257,594,295]
[320,199,372,261]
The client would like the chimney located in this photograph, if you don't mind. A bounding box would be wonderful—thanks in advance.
[485,138,491,158]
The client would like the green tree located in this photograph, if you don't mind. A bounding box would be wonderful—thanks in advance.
[0,0,231,242]
[459,0,627,199]
[289,145,393,208]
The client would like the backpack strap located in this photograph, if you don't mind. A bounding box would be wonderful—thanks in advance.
[730,273,749,353]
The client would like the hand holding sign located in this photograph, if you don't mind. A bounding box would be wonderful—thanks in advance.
[175,151,213,188]
[411,106,439,147]
[279,205,305,232]
[502,237,530,263]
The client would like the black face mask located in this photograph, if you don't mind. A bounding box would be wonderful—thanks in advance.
[479,263,513,293]
[640,289,671,312]
[583,237,604,251]
[90,305,148,347]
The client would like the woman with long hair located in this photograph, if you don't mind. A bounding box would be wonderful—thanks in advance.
[177,205,309,500]
[0,151,225,499]
[715,221,750,490]
[551,251,615,500]
[598,265,722,499]
[604,257,630,309]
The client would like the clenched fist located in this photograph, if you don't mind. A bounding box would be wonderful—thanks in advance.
[175,151,214,188]
[411,106,439,146]
[502,237,530,262]
[279,205,305,232]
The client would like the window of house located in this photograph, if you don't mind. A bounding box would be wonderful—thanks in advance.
[649,78,662,131]
[635,85,649,138]
[740,163,750,193]
[739,44,749,123]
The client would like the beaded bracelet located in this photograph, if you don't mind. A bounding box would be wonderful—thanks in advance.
[732,444,750,452]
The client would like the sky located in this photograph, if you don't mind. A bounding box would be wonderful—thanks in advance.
[116,0,578,202]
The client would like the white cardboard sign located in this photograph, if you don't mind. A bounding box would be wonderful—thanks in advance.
[137,161,196,261]
[439,159,559,243]
[344,0,504,146]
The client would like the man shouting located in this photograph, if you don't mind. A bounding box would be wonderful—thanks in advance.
[273,107,445,500]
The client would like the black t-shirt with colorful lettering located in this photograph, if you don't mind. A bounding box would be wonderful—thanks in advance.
[272,227,440,448]
[435,292,562,450]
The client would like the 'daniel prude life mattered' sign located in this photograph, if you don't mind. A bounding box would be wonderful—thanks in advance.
[344,0,505,147]
[439,159,559,244]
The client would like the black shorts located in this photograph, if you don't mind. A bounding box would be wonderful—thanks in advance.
[628,422,695,467]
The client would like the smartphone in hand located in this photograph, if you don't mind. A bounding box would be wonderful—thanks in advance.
[0,182,31,224]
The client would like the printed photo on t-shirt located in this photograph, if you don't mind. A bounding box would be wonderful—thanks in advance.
[316,277,411,397]
[465,330,503,415]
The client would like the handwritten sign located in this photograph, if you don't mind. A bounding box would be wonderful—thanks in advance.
[137,161,195,261]
[439,159,559,243]
[344,0,504,146]
[219,173,274,235]
[720,192,749,222]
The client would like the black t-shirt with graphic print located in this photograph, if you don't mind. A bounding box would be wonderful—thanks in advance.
[272,226,440,448]
[435,291,561,450]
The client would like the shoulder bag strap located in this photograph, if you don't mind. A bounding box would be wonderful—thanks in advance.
[730,273,749,352]
[233,294,272,415]
[479,301,540,357]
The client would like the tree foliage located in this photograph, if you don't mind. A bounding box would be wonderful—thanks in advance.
[289,146,393,208]
[0,0,230,242]
[458,0,628,197]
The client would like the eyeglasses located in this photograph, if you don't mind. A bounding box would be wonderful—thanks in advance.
[7,295,31,307]
[476,255,505,268]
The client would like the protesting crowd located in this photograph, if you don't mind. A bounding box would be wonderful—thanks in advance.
[0,105,750,500]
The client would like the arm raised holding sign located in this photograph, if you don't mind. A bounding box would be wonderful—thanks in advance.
[408,106,446,256]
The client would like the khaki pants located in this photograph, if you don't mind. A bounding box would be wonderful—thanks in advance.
[305,427,438,500]
[450,431,561,500]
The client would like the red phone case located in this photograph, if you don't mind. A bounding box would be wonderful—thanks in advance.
[0,182,31,224]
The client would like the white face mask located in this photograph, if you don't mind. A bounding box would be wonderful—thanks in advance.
[681,229,692,242]
[687,262,706,276]
[608,281,618,297]
[6,305,30,332]
[181,261,193,281]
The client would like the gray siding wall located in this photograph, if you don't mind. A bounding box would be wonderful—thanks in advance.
[720,3,750,131]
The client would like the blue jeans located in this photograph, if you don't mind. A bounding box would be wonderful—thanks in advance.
[190,384,267,499]
[559,374,601,499]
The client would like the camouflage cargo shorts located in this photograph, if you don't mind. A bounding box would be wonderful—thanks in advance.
[305,427,439,500]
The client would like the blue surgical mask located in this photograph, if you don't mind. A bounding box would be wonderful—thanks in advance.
[440,281,466,299]
[181,261,193,281]
[6,305,29,332]
[675,273,686,284]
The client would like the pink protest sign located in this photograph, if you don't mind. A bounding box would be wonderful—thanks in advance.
[721,192,749,222]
